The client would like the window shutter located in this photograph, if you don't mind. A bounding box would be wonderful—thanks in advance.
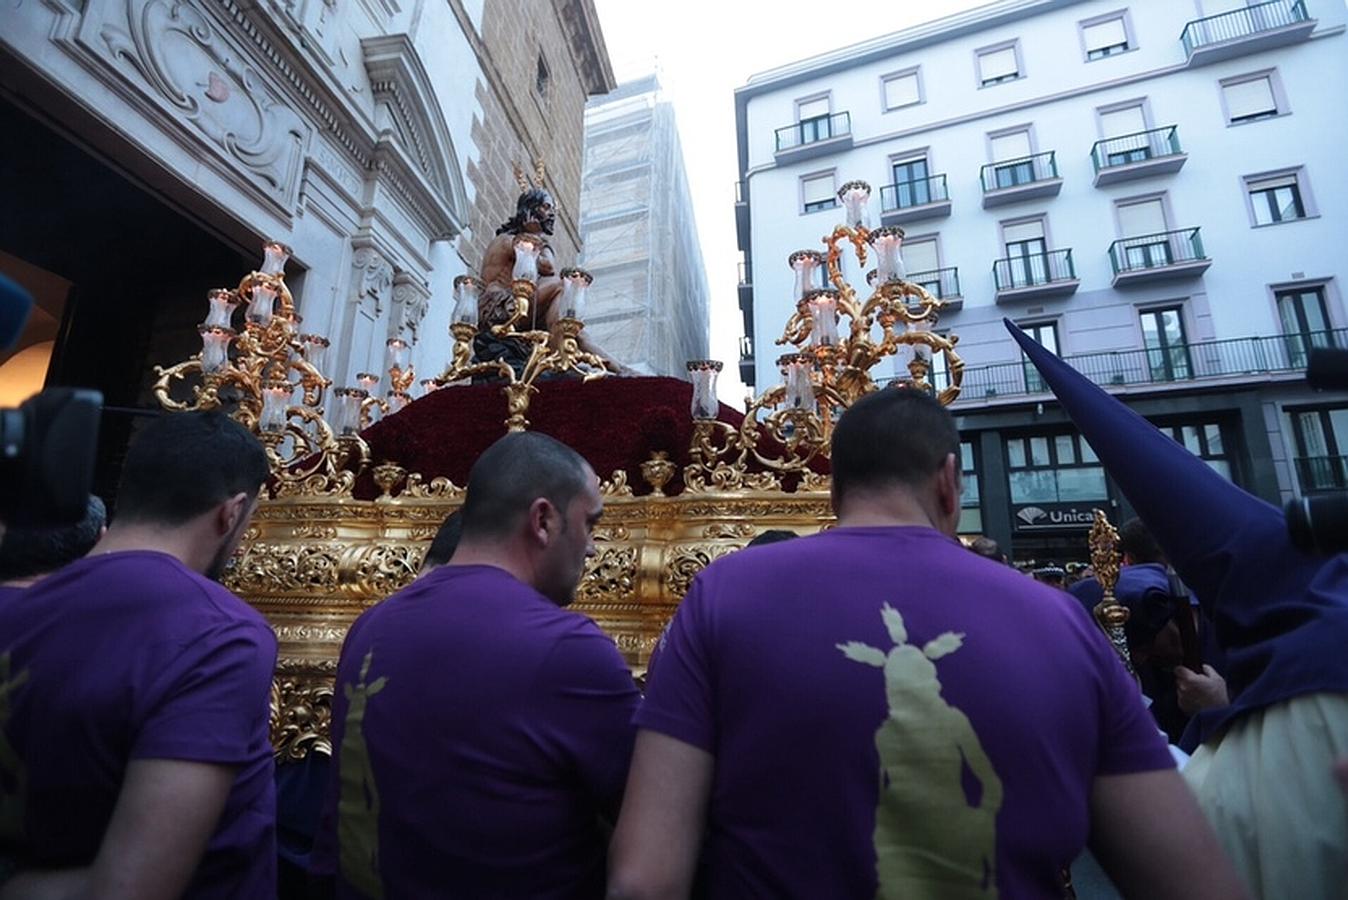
[1223,78,1276,119]
[979,47,1019,81]
[1083,18,1127,51]
[883,73,920,109]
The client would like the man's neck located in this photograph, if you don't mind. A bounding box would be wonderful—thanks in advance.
[444,541,535,591]
[92,525,200,573]
[836,488,943,532]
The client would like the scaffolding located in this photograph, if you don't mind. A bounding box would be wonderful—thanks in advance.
[578,76,711,376]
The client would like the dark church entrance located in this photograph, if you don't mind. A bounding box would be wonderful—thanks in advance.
[0,94,260,501]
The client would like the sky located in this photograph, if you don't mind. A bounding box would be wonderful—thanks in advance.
[590,0,995,403]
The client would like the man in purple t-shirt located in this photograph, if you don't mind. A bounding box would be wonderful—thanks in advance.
[609,388,1246,900]
[313,432,639,898]
[0,411,278,900]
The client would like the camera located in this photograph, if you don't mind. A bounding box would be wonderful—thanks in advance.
[0,388,103,529]
[1285,348,1348,555]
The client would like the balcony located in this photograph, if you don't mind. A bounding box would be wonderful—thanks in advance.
[879,175,952,225]
[1296,455,1348,492]
[907,267,963,310]
[993,249,1078,302]
[1182,0,1314,67]
[980,152,1062,208]
[1091,127,1187,186]
[739,335,756,388]
[950,329,1346,403]
[737,261,753,312]
[734,180,750,248]
[773,112,852,165]
[1108,228,1212,286]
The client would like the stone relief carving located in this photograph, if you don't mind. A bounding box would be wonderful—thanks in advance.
[391,275,431,343]
[97,0,308,208]
[351,245,394,316]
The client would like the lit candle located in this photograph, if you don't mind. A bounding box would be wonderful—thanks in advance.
[452,275,483,326]
[512,236,541,283]
[261,240,292,276]
[808,291,840,348]
[788,250,823,301]
[780,354,816,412]
[198,325,234,373]
[204,289,237,328]
[420,379,440,397]
[332,387,367,436]
[260,381,294,433]
[386,391,409,414]
[906,312,934,364]
[300,334,330,373]
[558,268,593,320]
[867,226,906,283]
[385,338,410,376]
[686,360,723,420]
[356,372,379,392]
[837,180,871,229]
[246,281,278,326]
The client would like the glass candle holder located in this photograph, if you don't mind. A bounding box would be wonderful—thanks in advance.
[246,281,278,327]
[260,381,294,434]
[261,240,292,276]
[356,372,379,392]
[906,314,934,364]
[452,275,483,326]
[332,387,367,436]
[686,360,723,420]
[788,250,823,301]
[837,180,871,229]
[558,268,593,320]
[204,289,237,328]
[300,334,330,373]
[808,291,840,348]
[419,379,440,397]
[384,338,410,376]
[868,226,906,283]
[512,236,541,283]
[386,391,410,414]
[198,325,234,374]
[780,354,816,412]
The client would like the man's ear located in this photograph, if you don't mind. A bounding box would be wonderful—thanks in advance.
[938,452,960,518]
[216,492,250,537]
[526,497,556,547]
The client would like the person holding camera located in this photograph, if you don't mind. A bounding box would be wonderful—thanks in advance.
[0,411,278,900]
[0,496,107,602]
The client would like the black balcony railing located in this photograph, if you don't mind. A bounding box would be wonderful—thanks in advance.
[949,328,1347,401]
[907,267,961,300]
[993,249,1075,291]
[880,175,949,211]
[1091,126,1183,171]
[1108,228,1207,274]
[775,112,851,152]
[1181,0,1309,55]
[1296,455,1348,492]
[737,261,751,286]
[980,151,1058,192]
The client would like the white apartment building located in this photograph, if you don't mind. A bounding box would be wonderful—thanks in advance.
[579,75,711,375]
[733,0,1348,561]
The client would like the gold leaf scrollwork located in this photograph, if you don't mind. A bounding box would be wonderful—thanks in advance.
[600,470,635,497]
[577,546,638,604]
[270,675,334,762]
[664,544,741,599]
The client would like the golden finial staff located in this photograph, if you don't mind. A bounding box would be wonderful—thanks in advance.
[1088,510,1135,676]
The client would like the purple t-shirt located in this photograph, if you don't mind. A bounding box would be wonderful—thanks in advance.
[0,551,278,898]
[314,564,640,899]
[639,527,1173,898]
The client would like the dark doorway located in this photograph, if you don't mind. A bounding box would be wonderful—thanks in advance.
[0,95,257,501]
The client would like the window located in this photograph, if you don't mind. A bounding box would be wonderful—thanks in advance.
[1247,173,1306,226]
[1082,15,1130,59]
[801,172,837,214]
[1018,320,1057,392]
[1159,422,1232,481]
[1007,432,1107,503]
[535,55,550,97]
[882,69,922,111]
[1116,198,1171,269]
[890,156,931,207]
[1140,308,1191,382]
[977,43,1021,86]
[1098,104,1151,164]
[903,237,939,281]
[1222,74,1279,123]
[959,441,982,533]
[1003,220,1049,290]
[1289,407,1348,491]
[989,130,1035,187]
[931,329,953,389]
[1277,286,1336,368]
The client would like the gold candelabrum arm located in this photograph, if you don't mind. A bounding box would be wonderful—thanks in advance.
[1088,509,1135,676]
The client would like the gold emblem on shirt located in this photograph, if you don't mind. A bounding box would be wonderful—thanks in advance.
[338,650,387,898]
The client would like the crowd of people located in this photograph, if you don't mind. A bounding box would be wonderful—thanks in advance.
[1,340,1345,897]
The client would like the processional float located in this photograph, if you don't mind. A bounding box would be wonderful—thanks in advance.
[153,175,977,760]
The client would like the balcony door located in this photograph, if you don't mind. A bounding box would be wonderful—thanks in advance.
[1277,286,1335,368]
[990,131,1034,187]
[1117,199,1171,269]
[1141,307,1192,382]
[795,96,832,145]
[1019,321,1059,393]
[1099,105,1150,165]
[903,238,939,286]
[1003,220,1048,287]
[1290,407,1348,491]
[891,157,931,207]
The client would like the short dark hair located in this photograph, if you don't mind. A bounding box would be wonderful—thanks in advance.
[422,510,463,570]
[1119,518,1165,565]
[0,495,106,580]
[831,387,959,506]
[746,529,797,548]
[115,412,270,525]
[968,536,1006,564]
[460,433,591,540]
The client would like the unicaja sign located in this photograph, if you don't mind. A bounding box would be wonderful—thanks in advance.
[1013,504,1099,531]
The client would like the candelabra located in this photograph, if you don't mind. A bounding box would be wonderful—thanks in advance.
[683,179,965,491]
[438,235,613,431]
[153,241,365,494]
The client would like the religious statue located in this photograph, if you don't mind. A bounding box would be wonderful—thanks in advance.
[474,162,632,376]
